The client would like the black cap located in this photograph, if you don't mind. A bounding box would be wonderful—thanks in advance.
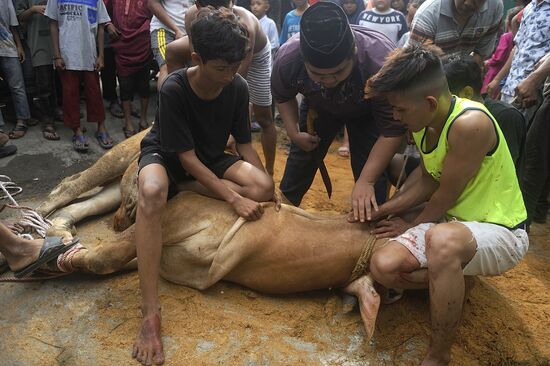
[300,2,355,69]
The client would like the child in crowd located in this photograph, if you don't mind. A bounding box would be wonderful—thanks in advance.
[391,0,407,15]
[251,0,279,56]
[45,0,114,152]
[0,0,31,140]
[109,0,153,137]
[481,7,522,99]
[339,0,365,25]
[132,8,274,364]
[279,0,309,45]
[358,0,407,45]
[16,0,60,141]
[396,0,426,47]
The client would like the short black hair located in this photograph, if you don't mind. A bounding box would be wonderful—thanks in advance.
[441,55,482,96]
[196,0,232,8]
[190,7,250,64]
[365,44,447,98]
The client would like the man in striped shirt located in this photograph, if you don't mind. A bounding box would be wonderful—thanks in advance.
[406,0,502,65]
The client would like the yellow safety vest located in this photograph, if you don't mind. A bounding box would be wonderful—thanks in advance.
[412,97,526,228]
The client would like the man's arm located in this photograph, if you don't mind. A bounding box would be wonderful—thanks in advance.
[485,46,515,96]
[236,143,265,172]
[515,52,550,108]
[149,0,184,38]
[95,24,105,70]
[406,4,436,46]
[178,150,263,220]
[277,98,320,152]
[166,36,191,73]
[351,135,403,222]
[18,0,45,23]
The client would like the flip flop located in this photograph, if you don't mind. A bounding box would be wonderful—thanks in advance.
[122,126,136,139]
[0,145,17,158]
[8,123,27,139]
[14,236,80,278]
[72,134,89,152]
[95,131,114,149]
[42,125,60,141]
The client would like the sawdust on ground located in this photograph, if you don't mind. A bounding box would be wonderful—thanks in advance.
[1,139,549,366]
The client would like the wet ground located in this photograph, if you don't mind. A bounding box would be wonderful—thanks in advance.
[0,103,549,365]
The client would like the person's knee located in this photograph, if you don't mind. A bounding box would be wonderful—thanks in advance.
[370,249,402,284]
[425,224,465,271]
[138,178,168,215]
[253,105,274,127]
[250,173,274,201]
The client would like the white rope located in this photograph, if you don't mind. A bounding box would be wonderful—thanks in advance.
[0,175,51,238]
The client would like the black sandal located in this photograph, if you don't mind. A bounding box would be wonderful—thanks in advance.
[8,123,27,139]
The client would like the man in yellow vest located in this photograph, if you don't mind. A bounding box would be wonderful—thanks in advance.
[358,45,529,365]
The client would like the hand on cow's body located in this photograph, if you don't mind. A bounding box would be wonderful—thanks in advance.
[292,132,320,152]
[231,195,264,220]
[349,180,378,223]
[372,217,411,239]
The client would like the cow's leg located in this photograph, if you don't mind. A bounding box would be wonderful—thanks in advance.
[343,274,380,342]
[36,130,146,217]
[47,182,122,239]
[69,227,136,274]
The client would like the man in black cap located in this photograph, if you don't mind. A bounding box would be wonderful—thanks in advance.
[272,1,405,220]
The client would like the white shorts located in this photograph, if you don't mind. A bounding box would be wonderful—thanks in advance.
[392,221,529,276]
[246,42,272,107]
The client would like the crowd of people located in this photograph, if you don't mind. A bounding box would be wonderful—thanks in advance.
[1,0,549,364]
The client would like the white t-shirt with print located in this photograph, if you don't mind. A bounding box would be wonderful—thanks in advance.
[150,0,191,34]
[0,0,19,58]
[45,0,110,71]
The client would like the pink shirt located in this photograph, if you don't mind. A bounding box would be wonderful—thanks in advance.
[482,32,514,98]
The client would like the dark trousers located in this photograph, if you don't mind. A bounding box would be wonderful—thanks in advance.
[280,99,388,206]
[101,47,118,102]
[521,96,550,223]
[34,65,57,122]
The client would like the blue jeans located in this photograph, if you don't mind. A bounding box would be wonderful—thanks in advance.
[0,56,30,120]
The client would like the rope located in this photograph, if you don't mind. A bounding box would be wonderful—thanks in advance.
[349,234,377,283]
[0,175,52,238]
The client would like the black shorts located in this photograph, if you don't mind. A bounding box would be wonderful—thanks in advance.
[119,66,150,102]
[138,147,242,198]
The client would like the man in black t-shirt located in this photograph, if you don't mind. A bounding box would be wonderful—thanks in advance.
[132,9,275,365]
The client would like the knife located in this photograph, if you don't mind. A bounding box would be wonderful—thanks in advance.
[306,108,333,198]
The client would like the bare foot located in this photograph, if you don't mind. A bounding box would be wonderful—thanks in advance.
[5,238,43,272]
[344,274,381,341]
[132,313,165,365]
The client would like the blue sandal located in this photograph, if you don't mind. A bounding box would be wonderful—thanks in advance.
[95,131,114,149]
[72,134,89,152]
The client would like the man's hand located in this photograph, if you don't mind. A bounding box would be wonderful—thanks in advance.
[32,5,46,14]
[95,56,104,71]
[175,29,185,39]
[516,76,540,108]
[54,56,65,70]
[350,180,378,222]
[17,46,25,63]
[373,217,412,238]
[106,23,121,41]
[292,132,320,152]
[231,196,264,221]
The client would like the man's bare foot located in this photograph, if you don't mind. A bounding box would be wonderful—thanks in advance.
[5,238,43,272]
[132,313,165,365]
[344,274,381,341]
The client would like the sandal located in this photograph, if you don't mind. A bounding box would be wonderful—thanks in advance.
[0,145,17,158]
[337,146,350,158]
[42,124,60,141]
[8,123,27,139]
[72,134,89,152]
[138,122,150,131]
[122,126,136,139]
[95,131,114,149]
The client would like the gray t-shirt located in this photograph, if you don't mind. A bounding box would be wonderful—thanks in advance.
[150,0,190,34]
[16,0,53,67]
[45,0,110,71]
[0,0,19,58]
